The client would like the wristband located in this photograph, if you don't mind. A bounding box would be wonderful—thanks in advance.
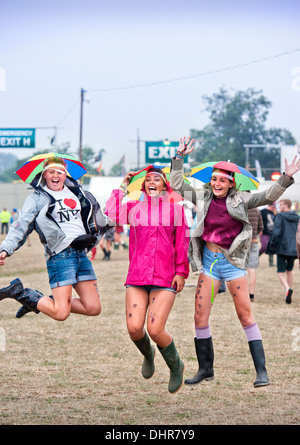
[283,172,292,179]
[176,151,184,159]
[119,182,127,192]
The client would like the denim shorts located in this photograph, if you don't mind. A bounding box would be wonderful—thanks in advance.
[47,247,97,289]
[126,285,176,293]
[202,244,246,281]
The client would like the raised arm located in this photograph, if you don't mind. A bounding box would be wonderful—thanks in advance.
[105,171,137,225]
[246,155,300,209]
[170,137,198,204]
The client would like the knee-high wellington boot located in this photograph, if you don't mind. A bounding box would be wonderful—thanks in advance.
[184,337,214,385]
[159,339,185,394]
[249,340,270,387]
[0,278,44,316]
[133,332,156,379]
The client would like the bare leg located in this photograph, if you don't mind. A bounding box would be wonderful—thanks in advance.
[194,273,220,328]
[146,289,176,348]
[126,286,149,341]
[227,275,255,327]
[277,272,290,292]
[72,280,101,315]
[37,280,101,320]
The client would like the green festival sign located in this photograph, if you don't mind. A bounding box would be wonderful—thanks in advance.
[145,140,188,164]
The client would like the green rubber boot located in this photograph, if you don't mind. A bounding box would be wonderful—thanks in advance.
[159,340,185,394]
[133,332,156,379]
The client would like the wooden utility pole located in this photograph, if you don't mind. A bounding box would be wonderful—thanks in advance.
[79,88,86,162]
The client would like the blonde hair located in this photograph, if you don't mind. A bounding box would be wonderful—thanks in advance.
[43,157,67,170]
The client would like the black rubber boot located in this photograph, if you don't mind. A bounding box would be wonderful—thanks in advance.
[133,332,156,379]
[184,337,214,385]
[159,340,185,394]
[104,251,111,261]
[0,278,24,300]
[0,278,44,315]
[249,340,270,387]
[16,293,53,318]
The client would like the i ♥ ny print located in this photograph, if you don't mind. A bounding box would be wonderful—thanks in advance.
[64,198,77,209]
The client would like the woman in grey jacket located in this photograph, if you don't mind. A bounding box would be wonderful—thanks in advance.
[0,157,106,320]
[170,137,300,388]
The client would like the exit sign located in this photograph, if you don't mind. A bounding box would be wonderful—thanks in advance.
[0,128,35,148]
[145,141,188,164]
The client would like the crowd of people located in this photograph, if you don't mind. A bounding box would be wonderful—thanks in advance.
[0,142,300,394]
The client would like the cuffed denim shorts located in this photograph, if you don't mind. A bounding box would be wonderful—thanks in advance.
[126,285,176,293]
[202,244,246,281]
[47,247,97,289]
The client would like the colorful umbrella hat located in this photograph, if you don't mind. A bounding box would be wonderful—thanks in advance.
[127,165,190,202]
[190,160,259,191]
[15,152,88,183]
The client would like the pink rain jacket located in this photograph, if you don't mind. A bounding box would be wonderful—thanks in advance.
[105,189,190,288]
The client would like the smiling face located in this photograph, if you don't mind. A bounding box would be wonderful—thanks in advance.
[210,169,234,198]
[43,165,67,191]
[144,172,167,197]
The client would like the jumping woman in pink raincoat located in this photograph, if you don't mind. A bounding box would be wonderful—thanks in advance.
[105,167,190,394]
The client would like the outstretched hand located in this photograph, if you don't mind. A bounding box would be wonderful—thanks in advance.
[284,155,300,178]
[176,136,195,159]
[0,251,7,267]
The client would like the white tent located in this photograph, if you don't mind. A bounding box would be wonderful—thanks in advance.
[88,176,123,210]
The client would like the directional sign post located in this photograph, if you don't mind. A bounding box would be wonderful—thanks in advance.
[0,129,35,148]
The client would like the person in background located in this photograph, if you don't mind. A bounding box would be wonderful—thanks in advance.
[99,226,115,260]
[114,225,128,250]
[259,203,276,266]
[10,208,18,224]
[0,208,11,234]
[266,199,300,304]
[247,207,263,302]
[296,220,300,269]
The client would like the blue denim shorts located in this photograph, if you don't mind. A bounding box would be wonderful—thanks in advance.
[47,247,97,289]
[126,285,176,293]
[202,244,246,281]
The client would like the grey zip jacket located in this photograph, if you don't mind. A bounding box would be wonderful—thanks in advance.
[170,158,294,271]
[0,176,107,261]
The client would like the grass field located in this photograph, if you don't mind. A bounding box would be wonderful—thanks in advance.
[0,232,299,425]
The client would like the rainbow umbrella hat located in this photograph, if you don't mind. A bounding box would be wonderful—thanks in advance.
[127,165,190,202]
[189,160,260,191]
[15,152,87,183]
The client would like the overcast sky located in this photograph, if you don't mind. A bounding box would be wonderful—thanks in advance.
[1,0,299,173]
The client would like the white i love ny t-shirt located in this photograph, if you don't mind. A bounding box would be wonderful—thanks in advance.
[43,185,86,251]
